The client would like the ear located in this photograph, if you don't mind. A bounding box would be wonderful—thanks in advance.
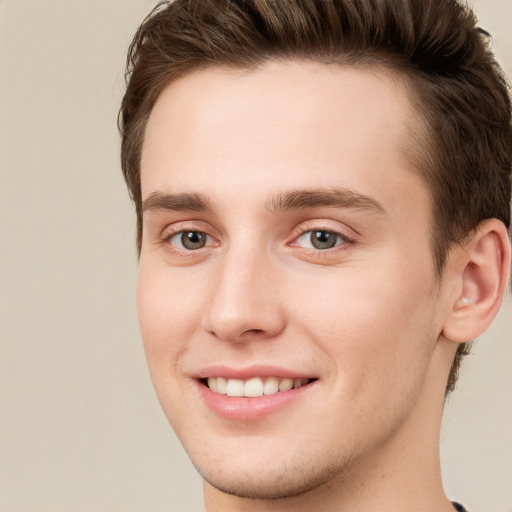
[441,219,511,343]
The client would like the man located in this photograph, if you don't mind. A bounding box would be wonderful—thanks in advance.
[119,1,511,510]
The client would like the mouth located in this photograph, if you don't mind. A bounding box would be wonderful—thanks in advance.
[200,376,316,397]
[194,366,319,420]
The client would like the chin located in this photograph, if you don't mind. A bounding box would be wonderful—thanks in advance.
[192,452,347,500]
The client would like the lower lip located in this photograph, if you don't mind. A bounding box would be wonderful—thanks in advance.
[196,380,316,421]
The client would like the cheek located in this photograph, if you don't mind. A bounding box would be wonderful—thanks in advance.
[136,264,197,370]
[136,265,200,423]
[292,262,437,395]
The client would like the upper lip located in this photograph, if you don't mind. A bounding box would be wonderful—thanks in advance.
[193,364,316,380]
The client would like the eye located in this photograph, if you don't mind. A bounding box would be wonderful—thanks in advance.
[295,230,345,250]
[169,230,211,250]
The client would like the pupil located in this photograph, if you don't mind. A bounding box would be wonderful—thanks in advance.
[182,231,206,249]
[316,231,330,243]
[311,230,337,249]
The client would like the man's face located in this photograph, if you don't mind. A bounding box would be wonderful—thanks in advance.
[138,62,449,499]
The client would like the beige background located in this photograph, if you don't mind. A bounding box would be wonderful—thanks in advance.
[0,1,510,511]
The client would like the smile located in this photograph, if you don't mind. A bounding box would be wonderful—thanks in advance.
[205,376,313,397]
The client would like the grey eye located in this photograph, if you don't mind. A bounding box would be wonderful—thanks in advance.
[171,231,209,250]
[310,230,339,249]
[296,229,343,250]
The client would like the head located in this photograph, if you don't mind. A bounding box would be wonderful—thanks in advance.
[120,0,511,395]
[119,0,512,505]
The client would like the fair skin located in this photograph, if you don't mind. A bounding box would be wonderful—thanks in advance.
[137,62,510,512]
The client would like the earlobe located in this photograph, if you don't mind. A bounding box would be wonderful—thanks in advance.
[442,219,511,343]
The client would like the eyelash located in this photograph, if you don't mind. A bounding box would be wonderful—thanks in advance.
[160,224,354,257]
[288,222,355,257]
[160,225,218,253]
[293,229,349,250]
[167,230,215,250]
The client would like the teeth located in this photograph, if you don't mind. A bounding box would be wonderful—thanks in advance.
[206,376,311,397]
[207,377,218,393]
[216,377,227,394]
[263,377,279,395]
[244,377,264,397]
[226,379,244,397]
[278,378,293,391]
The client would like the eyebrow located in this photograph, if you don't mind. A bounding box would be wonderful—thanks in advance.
[266,188,387,215]
[142,192,213,214]
[141,188,387,216]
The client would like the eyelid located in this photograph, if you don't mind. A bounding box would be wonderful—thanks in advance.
[160,221,221,250]
[168,230,214,250]
[294,230,344,250]
[288,220,356,246]
[161,219,217,237]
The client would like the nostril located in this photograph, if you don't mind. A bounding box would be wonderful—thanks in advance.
[242,329,264,335]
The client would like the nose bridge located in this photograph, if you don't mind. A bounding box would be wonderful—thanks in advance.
[202,240,285,342]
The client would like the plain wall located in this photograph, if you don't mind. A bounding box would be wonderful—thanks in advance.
[0,1,510,511]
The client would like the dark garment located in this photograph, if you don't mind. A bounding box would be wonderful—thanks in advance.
[452,502,468,512]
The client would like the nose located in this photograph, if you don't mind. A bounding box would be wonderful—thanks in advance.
[201,247,286,343]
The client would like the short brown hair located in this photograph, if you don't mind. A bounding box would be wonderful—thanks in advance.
[119,0,512,393]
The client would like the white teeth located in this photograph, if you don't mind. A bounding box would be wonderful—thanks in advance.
[206,376,311,396]
[207,377,218,393]
[263,377,279,395]
[216,377,227,394]
[244,377,264,397]
[278,378,294,391]
[226,379,244,397]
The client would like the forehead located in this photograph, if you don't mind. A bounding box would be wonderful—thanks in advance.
[141,61,428,219]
